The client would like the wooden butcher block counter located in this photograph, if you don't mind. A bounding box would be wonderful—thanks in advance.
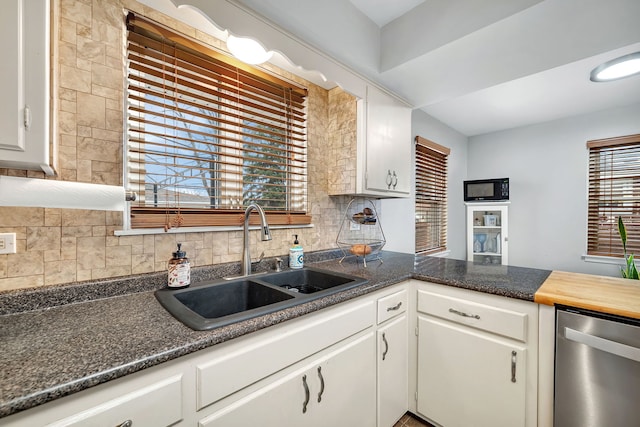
[535,270,640,319]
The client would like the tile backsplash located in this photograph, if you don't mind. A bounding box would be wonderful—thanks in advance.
[0,0,357,291]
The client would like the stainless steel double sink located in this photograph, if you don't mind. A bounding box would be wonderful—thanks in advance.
[155,267,368,330]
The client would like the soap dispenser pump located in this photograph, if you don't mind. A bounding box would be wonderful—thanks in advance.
[289,234,304,269]
[168,243,190,289]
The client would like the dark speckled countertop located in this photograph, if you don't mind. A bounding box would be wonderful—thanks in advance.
[0,251,551,419]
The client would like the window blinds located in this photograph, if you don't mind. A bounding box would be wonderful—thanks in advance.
[587,134,640,257]
[415,136,450,254]
[125,13,309,228]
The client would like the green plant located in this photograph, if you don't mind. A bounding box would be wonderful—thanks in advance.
[618,216,639,279]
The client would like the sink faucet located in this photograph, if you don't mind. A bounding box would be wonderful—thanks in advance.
[241,203,272,276]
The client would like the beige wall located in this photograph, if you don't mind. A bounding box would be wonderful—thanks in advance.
[0,0,354,291]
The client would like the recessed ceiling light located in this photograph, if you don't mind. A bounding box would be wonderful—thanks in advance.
[226,35,273,65]
[590,51,640,82]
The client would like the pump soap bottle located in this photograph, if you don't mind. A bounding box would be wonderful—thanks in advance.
[289,234,304,269]
[168,243,190,289]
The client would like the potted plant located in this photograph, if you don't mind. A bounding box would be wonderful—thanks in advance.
[618,216,639,279]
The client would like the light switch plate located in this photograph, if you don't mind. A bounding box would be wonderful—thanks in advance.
[0,233,16,254]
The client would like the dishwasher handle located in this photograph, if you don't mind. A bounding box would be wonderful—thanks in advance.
[565,327,640,362]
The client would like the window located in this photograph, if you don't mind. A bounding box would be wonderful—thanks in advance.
[587,134,640,256]
[415,136,450,254]
[125,14,309,229]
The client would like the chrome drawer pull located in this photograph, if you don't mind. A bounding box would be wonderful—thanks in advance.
[382,332,389,361]
[117,421,132,427]
[387,302,402,312]
[449,308,480,319]
[511,351,517,383]
[317,366,325,403]
[302,374,309,413]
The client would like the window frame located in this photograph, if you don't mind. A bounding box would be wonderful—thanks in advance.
[414,136,450,255]
[124,13,310,230]
[586,133,640,257]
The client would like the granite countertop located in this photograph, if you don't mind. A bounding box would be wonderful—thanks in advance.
[0,251,551,419]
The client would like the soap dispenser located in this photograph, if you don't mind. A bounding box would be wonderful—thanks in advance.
[168,243,190,289]
[289,234,304,269]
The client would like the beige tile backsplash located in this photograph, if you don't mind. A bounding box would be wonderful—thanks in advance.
[0,0,358,291]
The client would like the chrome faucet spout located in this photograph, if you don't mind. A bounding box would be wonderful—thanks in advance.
[241,203,271,276]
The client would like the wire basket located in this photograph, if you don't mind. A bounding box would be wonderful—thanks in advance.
[336,198,386,267]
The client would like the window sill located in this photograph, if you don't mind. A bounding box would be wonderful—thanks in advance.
[114,223,314,236]
[582,254,625,265]
[422,250,451,258]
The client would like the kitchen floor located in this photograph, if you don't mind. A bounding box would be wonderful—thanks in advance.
[393,412,435,427]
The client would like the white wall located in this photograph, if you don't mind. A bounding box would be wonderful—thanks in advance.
[468,102,640,276]
[381,110,468,259]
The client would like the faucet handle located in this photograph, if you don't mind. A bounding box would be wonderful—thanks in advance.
[275,257,283,272]
[252,251,265,267]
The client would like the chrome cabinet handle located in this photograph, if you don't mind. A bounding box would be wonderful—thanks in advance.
[511,351,517,383]
[116,421,132,427]
[449,308,480,320]
[565,327,640,362]
[382,332,389,361]
[391,171,398,189]
[387,301,402,312]
[302,374,309,413]
[317,366,324,403]
[386,170,393,189]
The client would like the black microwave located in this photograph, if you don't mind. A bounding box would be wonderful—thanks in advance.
[463,178,509,202]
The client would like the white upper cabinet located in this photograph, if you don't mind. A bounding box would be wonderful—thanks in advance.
[328,85,411,198]
[0,0,53,175]
[360,85,412,196]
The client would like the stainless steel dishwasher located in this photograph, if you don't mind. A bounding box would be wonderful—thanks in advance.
[555,306,640,427]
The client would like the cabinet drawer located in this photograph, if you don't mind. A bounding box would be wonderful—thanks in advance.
[417,290,527,342]
[49,375,183,427]
[377,289,407,324]
[197,299,375,410]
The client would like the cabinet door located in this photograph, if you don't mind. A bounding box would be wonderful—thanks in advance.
[0,0,51,173]
[364,86,411,195]
[315,331,376,427]
[377,315,408,427]
[0,0,24,151]
[200,332,376,427]
[417,316,526,427]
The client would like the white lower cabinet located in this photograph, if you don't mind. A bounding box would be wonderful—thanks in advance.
[413,281,538,427]
[376,287,409,427]
[4,279,547,427]
[417,317,526,426]
[2,366,186,427]
[199,331,376,427]
[377,315,408,427]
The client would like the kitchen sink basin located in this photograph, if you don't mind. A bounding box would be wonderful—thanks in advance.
[258,267,361,294]
[155,267,367,330]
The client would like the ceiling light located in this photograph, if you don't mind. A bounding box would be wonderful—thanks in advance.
[590,52,640,82]
[226,35,273,65]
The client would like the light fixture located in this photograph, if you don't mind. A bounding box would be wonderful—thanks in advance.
[226,35,273,65]
[590,51,640,82]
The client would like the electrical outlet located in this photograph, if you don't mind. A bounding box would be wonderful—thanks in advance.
[0,233,16,254]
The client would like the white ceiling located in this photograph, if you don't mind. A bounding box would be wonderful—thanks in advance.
[233,0,640,136]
